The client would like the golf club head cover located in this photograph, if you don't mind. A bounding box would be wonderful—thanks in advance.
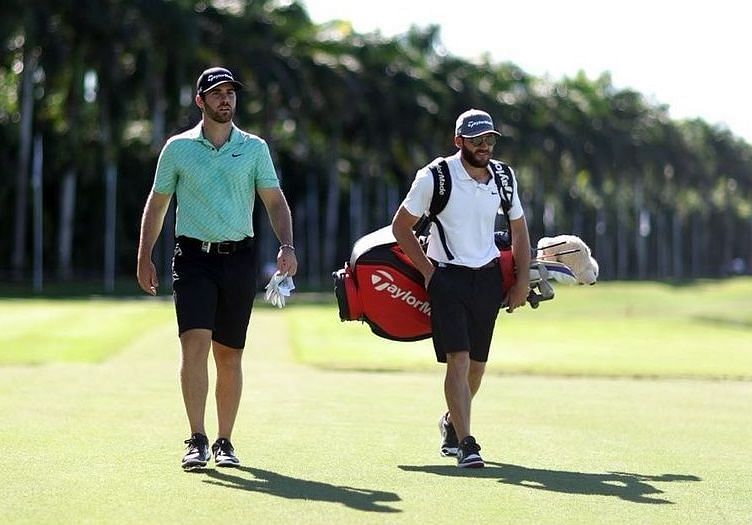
[536,235,599,285]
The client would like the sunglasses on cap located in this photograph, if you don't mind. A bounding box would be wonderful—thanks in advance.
[465,134,497,147]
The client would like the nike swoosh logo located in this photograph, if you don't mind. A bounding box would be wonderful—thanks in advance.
[232,153,242,157]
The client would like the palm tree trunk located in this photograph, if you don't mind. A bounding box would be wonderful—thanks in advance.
[57,168,77,280]
[103,162,117,292]
[532,165,546,241]
[655,209,668,278]
[322,141,341,279]
[690,214,703,277]
[723,209,735,276]
[543,200,556,238]
[637,208,650,279]
[634,181,648,280]
[672,210,684,279]
[56,48,85,282]
[11,43,36,279]
[349,172,364,244]
[595,207,611,279]
[305,170,321,287]
[31,134,43,292]
[100,83,117,293]
[616,200,629,279]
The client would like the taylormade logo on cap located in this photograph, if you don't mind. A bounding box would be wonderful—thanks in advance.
[455,109,502,138]
[207,73,232,83]
[196,67,243,95]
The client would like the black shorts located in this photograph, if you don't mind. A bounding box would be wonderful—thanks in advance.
[427,261,504,363]
[171,236,258,349]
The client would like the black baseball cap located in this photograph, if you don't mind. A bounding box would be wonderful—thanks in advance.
[196,67,243,95]
[455,109,502,138]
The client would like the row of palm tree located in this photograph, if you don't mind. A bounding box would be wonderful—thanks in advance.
[1,0,750,291]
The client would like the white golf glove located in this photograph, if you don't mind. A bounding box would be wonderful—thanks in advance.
[264,271,296,308]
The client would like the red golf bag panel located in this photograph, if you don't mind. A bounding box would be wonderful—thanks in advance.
[334,226,431,341]
[493,230,517,294]
[498,248,514,294]
[333,263,363,321]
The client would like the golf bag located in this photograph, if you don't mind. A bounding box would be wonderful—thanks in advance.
[332,226,579,342]
[333,226,517,342]
[333,157,575,342]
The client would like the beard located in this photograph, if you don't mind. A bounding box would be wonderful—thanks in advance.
[460,143,491,168]
[204,104,234,124]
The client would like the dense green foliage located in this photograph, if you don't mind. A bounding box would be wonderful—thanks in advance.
[1,0,751,291]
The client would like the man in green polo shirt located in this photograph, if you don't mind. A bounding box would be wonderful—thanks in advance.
[137,66,298,471]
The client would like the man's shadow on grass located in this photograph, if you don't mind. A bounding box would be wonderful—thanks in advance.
[200,466,401,513]
[399,462,701,504]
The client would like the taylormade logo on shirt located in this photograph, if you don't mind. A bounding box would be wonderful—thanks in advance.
[371,270,431,314]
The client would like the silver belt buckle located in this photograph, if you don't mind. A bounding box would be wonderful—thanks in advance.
[217,242,231,255]
[201,241,211,253]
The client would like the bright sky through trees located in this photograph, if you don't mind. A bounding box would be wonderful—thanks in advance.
[304,0,752,142]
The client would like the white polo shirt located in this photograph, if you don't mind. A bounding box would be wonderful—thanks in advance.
[401,151,524,267]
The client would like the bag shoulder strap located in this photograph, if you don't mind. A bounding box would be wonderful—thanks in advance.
[489,159,515,242]
[428,159,452,217]
[425,159,455,260]
[489,159,514,217]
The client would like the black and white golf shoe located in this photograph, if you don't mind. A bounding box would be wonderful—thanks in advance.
[439,412,459,457]
[181,433,210,470]
[457,435,484,468]
[212,438,240,468]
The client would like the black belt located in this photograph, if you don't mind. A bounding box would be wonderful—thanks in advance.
[177,236,254,255]
[433,258,498,270]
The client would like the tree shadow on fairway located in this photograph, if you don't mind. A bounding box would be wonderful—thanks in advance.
[201,466,402,513]
[399,462,701,504]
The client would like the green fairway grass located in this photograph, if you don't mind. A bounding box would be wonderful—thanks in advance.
[0,280,751,523]
[290,278,752,379]
[0,298,175,364]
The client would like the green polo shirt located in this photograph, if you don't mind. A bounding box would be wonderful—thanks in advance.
[153,122,280,241]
